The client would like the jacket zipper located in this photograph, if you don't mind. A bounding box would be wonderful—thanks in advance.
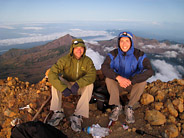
[76,60,79,78]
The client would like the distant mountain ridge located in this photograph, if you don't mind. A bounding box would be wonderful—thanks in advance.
[0,34,183,83]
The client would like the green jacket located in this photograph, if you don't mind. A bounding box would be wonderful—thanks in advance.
[48,39,96,92]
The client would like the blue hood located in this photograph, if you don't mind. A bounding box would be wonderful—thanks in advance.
[118,31,134,55]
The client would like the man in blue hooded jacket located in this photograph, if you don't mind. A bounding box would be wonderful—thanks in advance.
[101,31,154,123]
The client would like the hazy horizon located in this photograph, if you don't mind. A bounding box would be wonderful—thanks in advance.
[0,0,184,43]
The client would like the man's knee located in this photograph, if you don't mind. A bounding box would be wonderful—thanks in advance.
[87,83,94,88]
[79,83,94,95]
[105,77,117,86]
[133,81,147,89]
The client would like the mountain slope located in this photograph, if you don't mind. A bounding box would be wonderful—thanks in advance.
[0,34,74,83]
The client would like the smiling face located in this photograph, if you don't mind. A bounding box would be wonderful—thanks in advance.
[73,46,85,59]
[119,37,131,52]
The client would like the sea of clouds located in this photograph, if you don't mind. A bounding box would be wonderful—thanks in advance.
[147,60,182,82]
[0,29,113,46]
[0,23,183,82]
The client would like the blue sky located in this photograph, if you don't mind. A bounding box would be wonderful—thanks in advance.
[0,0,183,23]
[0,0,184,42]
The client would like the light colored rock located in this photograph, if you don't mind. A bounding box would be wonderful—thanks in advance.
[177,79,184,85]
[45,82,51,86]
[149,86,159,94]
[4,109,16,117]
[36,90,41,94]
[145,123,152,130]
[172,98,183,113]
[165,99,178,117]
[1,86,10,93]
[154,102,163,111]
[155,90,166,102]
[7,79,17,86]
[141,93,154,105]
[168,115,176,124]
[45,68,50,77]
[132,128,136,132]
[177,123,181,132]
[127,128,131,132]
[8,99,16,108]
[7,77,13,81]
[165,124,179,138]
[168,91,176,97]
[145,109,166,125]
[25,81,30,87]
[14,77,19,82]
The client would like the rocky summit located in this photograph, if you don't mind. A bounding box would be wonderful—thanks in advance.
[0,70,184,138]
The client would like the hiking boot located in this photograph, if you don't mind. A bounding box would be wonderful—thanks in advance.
[109,105,122,121]
[47,111,65,126]
[124,105,135,124]
[70,114,83,132]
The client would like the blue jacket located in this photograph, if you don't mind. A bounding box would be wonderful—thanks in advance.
[101,31,154,84]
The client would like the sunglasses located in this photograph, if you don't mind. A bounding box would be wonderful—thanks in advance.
[119,32,132,39]
[73,40,84,45]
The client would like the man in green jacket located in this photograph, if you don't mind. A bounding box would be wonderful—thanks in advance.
[47,38,96,132]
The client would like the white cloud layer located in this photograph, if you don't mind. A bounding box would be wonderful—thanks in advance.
[86,48,105,70]
[69,29,108,37]
[22,27,43,30]
[142,45,156,49]
[0,25,15,29]
[142,43,183,52]
[0,33,64,46]
[0,29,114,46]
[147,60,182,82]
[163,51,178,58]
[176,65,184,74]
[19,33,43,37]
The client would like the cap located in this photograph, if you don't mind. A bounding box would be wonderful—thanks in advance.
[72,38,85,48]
[118,32,133,39]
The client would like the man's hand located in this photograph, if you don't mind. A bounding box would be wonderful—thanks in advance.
[71,82,79,95]
[116,75,131,88]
